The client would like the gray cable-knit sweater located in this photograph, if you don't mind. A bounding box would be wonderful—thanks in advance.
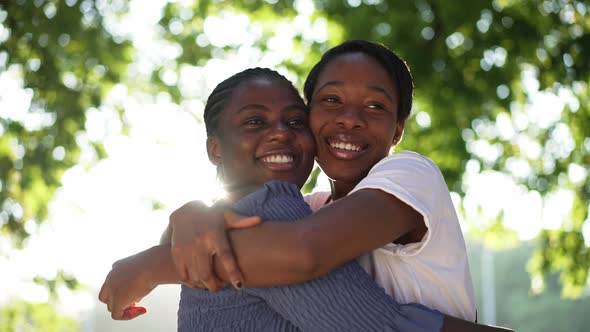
[178,181,444,332]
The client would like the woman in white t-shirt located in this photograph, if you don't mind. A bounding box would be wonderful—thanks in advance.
[164,41,510,330]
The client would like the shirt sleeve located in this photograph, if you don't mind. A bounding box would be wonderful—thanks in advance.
[349,151,446,256]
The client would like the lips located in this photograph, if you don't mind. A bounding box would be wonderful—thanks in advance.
[258,151,297,171]
[328,140,363,152]
[260,154,294,163]
[325,136,368,160]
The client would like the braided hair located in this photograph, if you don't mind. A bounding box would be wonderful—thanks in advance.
[204,67,304,137]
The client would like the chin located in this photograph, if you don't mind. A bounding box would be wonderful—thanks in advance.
[323,169,364,185]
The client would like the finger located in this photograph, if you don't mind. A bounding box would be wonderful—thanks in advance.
[209,274,225,291]
[223,211,261,229]
[215,235,243,289]
[209,253,227,291]
[189,248,221,291]
[111,303,126,320]
[196,254,223,291]
[112,311,127,320]
[112,298,135,320]
[122,306,147,320]
[184,279,207,289]
[184,240,202,285]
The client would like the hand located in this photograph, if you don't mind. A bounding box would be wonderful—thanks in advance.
[169,201,261,291]
[98,251,157,320]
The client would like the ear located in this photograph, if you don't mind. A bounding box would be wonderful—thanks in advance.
[391,118,406,147]
[206,136,222,166]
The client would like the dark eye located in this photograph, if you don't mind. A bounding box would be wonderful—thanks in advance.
[287,117,308,128]
[244,118,264,126]
[323,96,340,103]
[367,103,385,110]
[367,101,391,112]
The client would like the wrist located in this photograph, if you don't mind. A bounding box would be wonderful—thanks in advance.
[144,245,182,286]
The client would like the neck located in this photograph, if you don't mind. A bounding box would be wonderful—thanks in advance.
[329,180,358,201]
[224,184,261,204]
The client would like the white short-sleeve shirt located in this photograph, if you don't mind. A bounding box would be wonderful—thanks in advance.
[304,151,476,321]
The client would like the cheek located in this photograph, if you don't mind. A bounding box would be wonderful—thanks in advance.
[375,125,397,153]
[309,110,325,135]
[301,134,316,159]
[223,136,254,165]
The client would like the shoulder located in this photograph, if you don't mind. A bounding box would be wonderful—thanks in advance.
[358,151,445,190]
[369,151,440,175]
[351,151,449,220]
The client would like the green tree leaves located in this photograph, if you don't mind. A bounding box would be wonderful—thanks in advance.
[0,0,133,248]
[1,0,588,298]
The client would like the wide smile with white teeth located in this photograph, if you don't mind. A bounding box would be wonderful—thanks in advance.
[261,154,294,163]
[329,141,363,152]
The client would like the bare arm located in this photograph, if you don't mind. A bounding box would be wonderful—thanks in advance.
[98,244,184,320]
[164,185,514,331]
[214,188,424,287]
[441,316,514,332]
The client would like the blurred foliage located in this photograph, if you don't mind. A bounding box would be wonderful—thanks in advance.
[468,240,590,332]
[0,0,589,299]
[155,0,590,298]
[0,0,132,249]
[0,300,79,332]
[33,269,83,301]
[466,210,521,251]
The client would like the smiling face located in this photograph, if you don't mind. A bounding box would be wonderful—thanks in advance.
[207,77,315,199]
[309,52,405,197]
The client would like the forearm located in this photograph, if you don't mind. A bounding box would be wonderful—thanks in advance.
[217,181,443,331]
[142,244,184,286]
[99,243,184,319]
[215,188,421,287]
[212,222,312,287]
[294,188,423,275]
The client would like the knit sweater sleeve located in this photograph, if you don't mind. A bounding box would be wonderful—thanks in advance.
[234,181,445,332]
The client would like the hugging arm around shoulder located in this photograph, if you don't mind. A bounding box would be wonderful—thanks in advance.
[193,181,443,331]
[217,152,476,322]
[217,180,426,287]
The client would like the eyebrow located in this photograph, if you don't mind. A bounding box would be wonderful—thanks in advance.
[237,104,268,113]
[237,103,307,114]
[315,81,395,103]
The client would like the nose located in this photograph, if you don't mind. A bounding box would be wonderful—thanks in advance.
[335,105,366,130]
[267,122,293,142]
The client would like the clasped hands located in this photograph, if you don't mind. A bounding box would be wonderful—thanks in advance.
[98,200,261,320]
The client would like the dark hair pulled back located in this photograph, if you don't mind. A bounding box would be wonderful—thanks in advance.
[303,40,414,122]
